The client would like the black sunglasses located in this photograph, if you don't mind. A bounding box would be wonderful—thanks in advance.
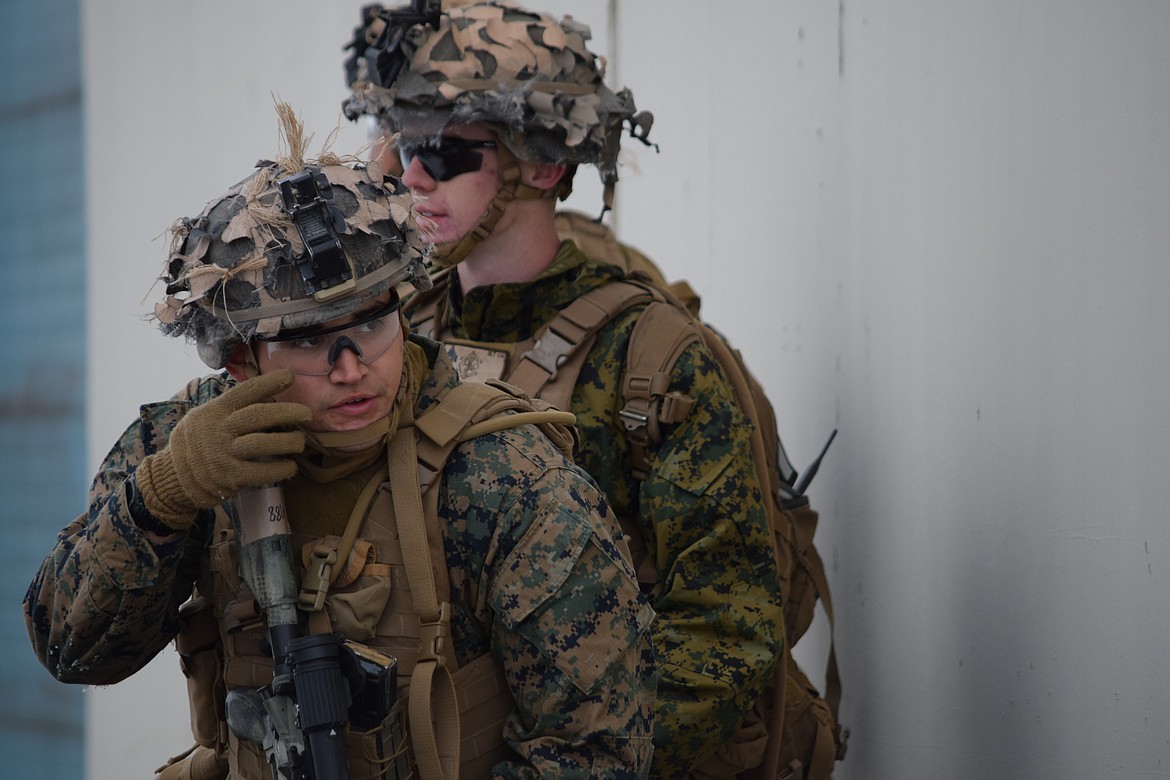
[398,137,497,182]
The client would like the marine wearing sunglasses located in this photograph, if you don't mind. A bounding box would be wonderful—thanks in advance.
[397,136,497,182]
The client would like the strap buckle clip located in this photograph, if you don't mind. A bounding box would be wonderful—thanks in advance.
[524,329,574,379]
[418,602,452,667]
[298,546,338,612]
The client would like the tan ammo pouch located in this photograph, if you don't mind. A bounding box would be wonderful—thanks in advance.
[344,704,413,779]
[320,643,512,780]
[230,721,415,780]
[162,656,510,780]
[178,598,226,749]
[228,643,414,780]
[300,536,391,642]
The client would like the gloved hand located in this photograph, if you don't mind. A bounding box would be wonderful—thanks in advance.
[135,369,311,531]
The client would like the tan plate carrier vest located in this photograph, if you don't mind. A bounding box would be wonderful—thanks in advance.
[407,270,846,780]
[158,380,576,780]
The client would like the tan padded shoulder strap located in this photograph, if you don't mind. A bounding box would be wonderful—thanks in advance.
[414,382,550,479]
[393,382,510,780]
[503,277,703,477]
[507,280,658,411]
[619,299,702,478]
[388,424,459,780]
[396,380,576,780]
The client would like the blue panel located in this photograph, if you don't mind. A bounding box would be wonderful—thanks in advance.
[0,0,86,777]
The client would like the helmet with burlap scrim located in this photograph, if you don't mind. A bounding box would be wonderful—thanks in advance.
[156,102,431,370]
[342,0,654,212]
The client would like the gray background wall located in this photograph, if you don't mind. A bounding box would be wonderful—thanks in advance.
[72,1,1170,778]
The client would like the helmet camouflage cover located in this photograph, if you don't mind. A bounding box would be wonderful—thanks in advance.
[342,0,653,193]
[156,116,431,370]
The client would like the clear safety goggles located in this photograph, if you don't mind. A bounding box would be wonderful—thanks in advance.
[398,136,497,182]
[259,297,402,376]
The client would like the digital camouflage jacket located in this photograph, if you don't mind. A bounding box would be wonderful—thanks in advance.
[24,337,656,779]
[419,245,785,778]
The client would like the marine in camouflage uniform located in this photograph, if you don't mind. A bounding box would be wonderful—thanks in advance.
[343,4,784,776]
[23,107,655,779]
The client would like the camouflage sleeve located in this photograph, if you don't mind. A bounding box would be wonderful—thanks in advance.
[23,377,224,684]
[571,309,785,777]
[442,426,657,779]
[637,344,785,778]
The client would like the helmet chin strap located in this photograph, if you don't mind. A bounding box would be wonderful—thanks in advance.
[427,142,563,269]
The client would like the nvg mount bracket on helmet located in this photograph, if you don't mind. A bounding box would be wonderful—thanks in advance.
[278,166,355,303]
[351,0,442,90]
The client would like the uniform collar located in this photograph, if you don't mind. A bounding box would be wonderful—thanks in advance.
[449,241,624,342]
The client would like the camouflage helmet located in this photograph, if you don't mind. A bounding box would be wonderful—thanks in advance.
[341,0,653,196]
[156,110,431,370]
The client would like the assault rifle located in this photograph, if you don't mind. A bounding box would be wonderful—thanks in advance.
[224,484,400,780]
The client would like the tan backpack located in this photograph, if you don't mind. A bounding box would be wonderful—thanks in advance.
[410,250,848,778]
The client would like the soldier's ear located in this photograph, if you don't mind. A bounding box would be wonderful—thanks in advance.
[224,344,258,382]
[523,161,568,191]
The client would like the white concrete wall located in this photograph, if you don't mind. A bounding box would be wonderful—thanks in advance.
[84,1,1170,778]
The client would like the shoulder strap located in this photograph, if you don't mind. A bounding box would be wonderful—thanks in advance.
[619,298,702,478]
[506,279,659,412]
[388,424,459,780]
[503,276,701,477]
[412,381,575,484]
[392,381,576,780]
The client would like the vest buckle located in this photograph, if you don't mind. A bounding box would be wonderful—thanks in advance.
[418,602,452,668]
[524,328,574,379]
[298,546,338,612]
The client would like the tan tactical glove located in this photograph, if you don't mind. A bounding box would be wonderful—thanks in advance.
[136,370,311,531]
